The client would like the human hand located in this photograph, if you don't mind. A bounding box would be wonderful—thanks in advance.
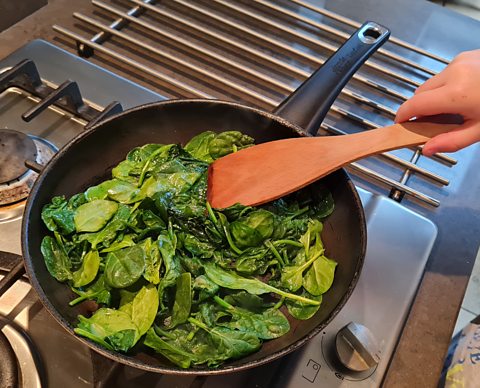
[395,50,480,156]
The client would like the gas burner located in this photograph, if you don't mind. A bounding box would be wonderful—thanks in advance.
[0,130,57,218]
[0,129,36,183]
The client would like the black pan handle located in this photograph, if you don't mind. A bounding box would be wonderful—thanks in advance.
[274,21,390,136]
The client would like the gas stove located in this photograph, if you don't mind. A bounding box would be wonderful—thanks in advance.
[0,39,438,387]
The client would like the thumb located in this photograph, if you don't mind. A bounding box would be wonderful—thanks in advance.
[422,121,480,156]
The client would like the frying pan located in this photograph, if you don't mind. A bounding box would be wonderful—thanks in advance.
[1,21,389,374]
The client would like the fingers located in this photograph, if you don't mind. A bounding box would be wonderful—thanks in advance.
[422,121,480,156]
[414,69,449,95]
[395,87,454,123]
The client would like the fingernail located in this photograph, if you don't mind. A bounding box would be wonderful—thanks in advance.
[422,147,435,157]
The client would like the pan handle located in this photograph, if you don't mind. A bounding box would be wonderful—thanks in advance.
[274,21,390,136]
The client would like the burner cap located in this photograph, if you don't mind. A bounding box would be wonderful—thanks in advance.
[0,129,37,184]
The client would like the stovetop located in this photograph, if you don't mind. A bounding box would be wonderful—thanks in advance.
[0,40,439,387]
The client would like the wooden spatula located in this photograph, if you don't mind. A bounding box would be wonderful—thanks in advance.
[207,121,460,208]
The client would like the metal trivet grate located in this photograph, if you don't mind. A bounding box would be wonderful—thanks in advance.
[53,0,455,207]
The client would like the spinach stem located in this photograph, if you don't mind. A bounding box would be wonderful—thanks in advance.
[303,232,311,256]
[291,250,322,275]
[282,250,289,265]
[273,239,304,248]
[69,294,89,306]
[216,213,243,255]
[138,145,171,187]
[273,297,285,310]
[266,284,320,305]
[130,201,141,214]
[223,224,243,255]
[186,330,196,341]
[289,207,309,219]
[188,317,210,332]
[205,202,218,224]
[265,241,285,266]
[154,326,176,340]
[213,295,234,310]
[206,202,242,254]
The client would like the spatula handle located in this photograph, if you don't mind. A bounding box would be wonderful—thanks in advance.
[338,122,459,160]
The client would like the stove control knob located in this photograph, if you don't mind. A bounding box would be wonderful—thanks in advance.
[335,322,380,372]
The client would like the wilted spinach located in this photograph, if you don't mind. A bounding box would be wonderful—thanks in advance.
[40,130,337,369]
[104,245,145,288]
[74,308,140,352]
[286,291,323,320]
[169,272,192,328]
[41,235,72,282]
[213,296,289,339]
[131,284,159,335]
[188,317,261,360]
[74,199,118,232]
[69,274,111,306]
[144,328,196,368]
[72,250,100,287]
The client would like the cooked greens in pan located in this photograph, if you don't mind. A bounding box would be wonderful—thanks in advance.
[40,131,336,368]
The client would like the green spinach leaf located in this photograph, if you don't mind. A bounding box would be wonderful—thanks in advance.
[224,291,273,313]
[72,250,100,287]
[70,274,111,306]
[41,236,72,281]
[77,204,131,249]
[184,131,216,163]
[204,263,320,306]
[170,272,192,328]
[157,231,182,294]
[208,131,254,159]
[101,234,136,253]
[144,328,196,368]
[230,210,274,249]
[286,291,322,320]
[213,296,289,339]
[104,245,145,288]
[303,255,337,296]
[75,308,140,352]
[41,196,76,234]
[132,284,159,335]
[183,234,215,259]
[74,200,118,232]
[188,317,261,360]
[140,238,162,285]
[193,275,219,302]
[280,252,323,292]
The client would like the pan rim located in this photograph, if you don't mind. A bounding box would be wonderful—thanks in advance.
[21,98,367,375]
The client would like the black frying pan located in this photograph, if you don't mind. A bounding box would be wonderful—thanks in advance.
[3,21,390,374]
